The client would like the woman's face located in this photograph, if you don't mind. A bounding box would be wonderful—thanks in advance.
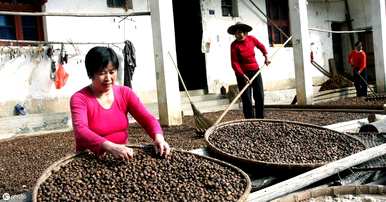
[355,44,362,51]
[91,62,117,92]
[235,30,246,41]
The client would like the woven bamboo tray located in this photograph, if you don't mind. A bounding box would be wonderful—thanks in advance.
[272,185,386,202]
[32,145,251,202]
[205,119,366,171]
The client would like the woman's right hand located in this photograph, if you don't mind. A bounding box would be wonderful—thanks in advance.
[243,74,250,84]
[102,141,133,161]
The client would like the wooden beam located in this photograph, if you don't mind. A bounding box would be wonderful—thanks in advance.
[0,10,150,17]
[0,39,123,45]
[247,143,386,201]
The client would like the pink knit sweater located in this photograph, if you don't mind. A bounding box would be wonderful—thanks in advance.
[70,85,162,155]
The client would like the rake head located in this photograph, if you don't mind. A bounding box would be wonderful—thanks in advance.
[190,103,213,136]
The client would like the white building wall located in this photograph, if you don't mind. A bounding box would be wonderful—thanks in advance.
[308,0,346,70]
[0,0,379,116]
[200,0,351,93]
[349,0,372,29]
[44,0,157,101]
[201,0,297,93]
[0,0,159,116]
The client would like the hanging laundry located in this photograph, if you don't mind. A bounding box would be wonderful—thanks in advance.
[46,45,56,81]
[62,52,68,64]
[55,43,69,89]
[122,40,136,88]
[55,63,69,89]
[50,60,56,81]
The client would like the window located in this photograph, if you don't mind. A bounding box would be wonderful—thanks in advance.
[0,1,45,44]
[107,0,133,10]
[0,16,15,40]
[266,0,291,46]
[22,16,39,40]
[221,0,238,17]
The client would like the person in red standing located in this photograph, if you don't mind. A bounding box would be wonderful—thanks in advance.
[70,46,170,160]
[348,41,367,97]
[228,22,270,119]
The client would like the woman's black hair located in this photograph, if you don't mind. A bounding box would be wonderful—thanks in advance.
[85,46,119,79]
[355,41,362,47]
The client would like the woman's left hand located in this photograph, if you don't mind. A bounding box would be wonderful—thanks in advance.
[153,134,171,157]
[264,55,271,66]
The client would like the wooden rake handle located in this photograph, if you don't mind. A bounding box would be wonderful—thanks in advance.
[167,51,193,104]
[214,36,293,125]
[357,72,377,97]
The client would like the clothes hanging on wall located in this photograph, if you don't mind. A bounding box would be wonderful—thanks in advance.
[46,45,56,81]
[55,43,69,89]
[54,63,69,89]
[50,60,56,81]
[122,40,136,88]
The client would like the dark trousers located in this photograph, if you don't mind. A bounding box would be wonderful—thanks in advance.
[236,70,264,119]
[353,68,368,97]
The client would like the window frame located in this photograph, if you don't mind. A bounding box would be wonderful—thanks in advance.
[221,0,238,17]
[106,0,133,10]
[265,0,291,47]
[0,1,44,45]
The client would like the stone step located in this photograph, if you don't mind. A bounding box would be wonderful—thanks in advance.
[182,98,229,109]
[0,112,72,140]
[144,94,233,117]
[180,93,224,103]
[181,103,239,116]
[312,85,376,103]
[180,89,207,97]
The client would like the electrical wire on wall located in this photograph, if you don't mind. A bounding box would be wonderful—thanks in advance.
[309,28,371,33]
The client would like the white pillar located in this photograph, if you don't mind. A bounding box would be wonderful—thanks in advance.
[149,0,182,125]
[372,0,386,93]
[289,0,313,104]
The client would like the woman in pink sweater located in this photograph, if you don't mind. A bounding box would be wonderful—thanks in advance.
[70,46,170,160]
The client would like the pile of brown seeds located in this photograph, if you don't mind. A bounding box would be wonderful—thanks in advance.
[0,98,375,195]
[319,75,353,91]
[208,121,366,164]
[318,97,386,107]
[37,148,249,201]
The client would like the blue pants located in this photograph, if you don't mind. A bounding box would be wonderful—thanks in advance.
[236,70,264,119]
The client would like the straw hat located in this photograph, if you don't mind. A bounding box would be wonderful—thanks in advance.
[227,22,252,35]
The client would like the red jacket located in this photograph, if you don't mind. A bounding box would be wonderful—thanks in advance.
[348,50,366,73]
[231,35,268,76]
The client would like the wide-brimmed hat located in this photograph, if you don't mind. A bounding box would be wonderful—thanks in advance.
[227,22,252,35]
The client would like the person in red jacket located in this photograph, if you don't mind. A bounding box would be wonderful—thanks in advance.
[228,22,270,118]
[348,41,367,97]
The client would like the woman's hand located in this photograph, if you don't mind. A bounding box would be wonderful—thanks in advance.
[102,141,133,161]
[153,134,171,157]
[264,55,271,66]
[243,74,250,84]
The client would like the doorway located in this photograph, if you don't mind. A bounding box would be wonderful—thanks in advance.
[172,0,208,91]
[331,22,351,76]
[358,30,375,82]
[331,22,375,83]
